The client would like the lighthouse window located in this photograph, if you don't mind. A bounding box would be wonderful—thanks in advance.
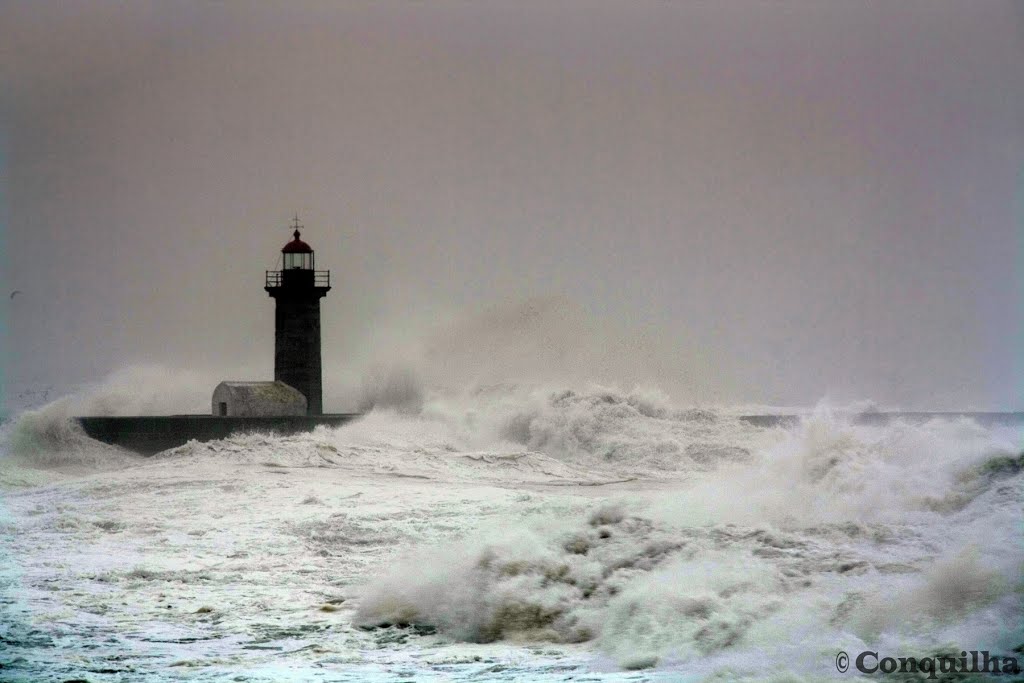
[284,253,312,270]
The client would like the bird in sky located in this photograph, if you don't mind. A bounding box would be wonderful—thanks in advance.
[9,290,21,299]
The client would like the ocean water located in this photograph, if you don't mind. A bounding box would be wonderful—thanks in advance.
[1,382,1021,681]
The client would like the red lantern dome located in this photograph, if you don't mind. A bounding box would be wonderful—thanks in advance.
[282,229,313,254]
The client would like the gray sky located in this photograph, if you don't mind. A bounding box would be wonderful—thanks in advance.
[2,1,1022,410]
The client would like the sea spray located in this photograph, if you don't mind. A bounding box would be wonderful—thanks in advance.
[3,377,1022,677]
[352,395,1023,671]
[0,364,208,472]
[357,365,425,415]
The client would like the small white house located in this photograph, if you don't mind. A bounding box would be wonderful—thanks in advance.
[212,381,307,417]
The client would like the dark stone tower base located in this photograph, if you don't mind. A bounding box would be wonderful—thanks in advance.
[273,292,325,414]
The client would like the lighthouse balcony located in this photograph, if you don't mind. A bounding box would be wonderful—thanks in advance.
[265,269,331,288]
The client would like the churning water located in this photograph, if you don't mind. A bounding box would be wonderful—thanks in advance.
[1,381,1021,681]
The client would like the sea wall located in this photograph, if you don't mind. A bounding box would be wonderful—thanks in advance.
[76,414,360,456]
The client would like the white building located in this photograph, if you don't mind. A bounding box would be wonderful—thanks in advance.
[211,381,307,417]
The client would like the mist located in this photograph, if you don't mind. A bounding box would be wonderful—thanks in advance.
[3,1,1022,410]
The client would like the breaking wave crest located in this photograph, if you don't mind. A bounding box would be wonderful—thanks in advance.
[354,504,795,665]
[353,394,1024,672]
[0,403,138,478]
[0,365,208,474]
[398,383,757,476]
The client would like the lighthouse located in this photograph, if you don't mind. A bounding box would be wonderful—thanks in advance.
[75,216,357,454]
[264,218,331,415]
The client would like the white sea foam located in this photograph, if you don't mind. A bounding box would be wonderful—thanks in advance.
[350,394,1024,672]
[2,376,1021,680]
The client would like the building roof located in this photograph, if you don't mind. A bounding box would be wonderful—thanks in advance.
[214,381,307,405]
[282,229,313,253]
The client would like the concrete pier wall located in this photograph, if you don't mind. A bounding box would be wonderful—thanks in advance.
[76,414,360,456]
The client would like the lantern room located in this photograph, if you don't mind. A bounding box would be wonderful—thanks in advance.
[282,229,314,270]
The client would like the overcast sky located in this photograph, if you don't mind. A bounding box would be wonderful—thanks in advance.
[2,1,1022,410]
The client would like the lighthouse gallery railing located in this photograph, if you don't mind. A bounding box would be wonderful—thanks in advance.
[265,270,331,288]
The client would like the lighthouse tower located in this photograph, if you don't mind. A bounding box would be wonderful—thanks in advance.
[265,218,331,415]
